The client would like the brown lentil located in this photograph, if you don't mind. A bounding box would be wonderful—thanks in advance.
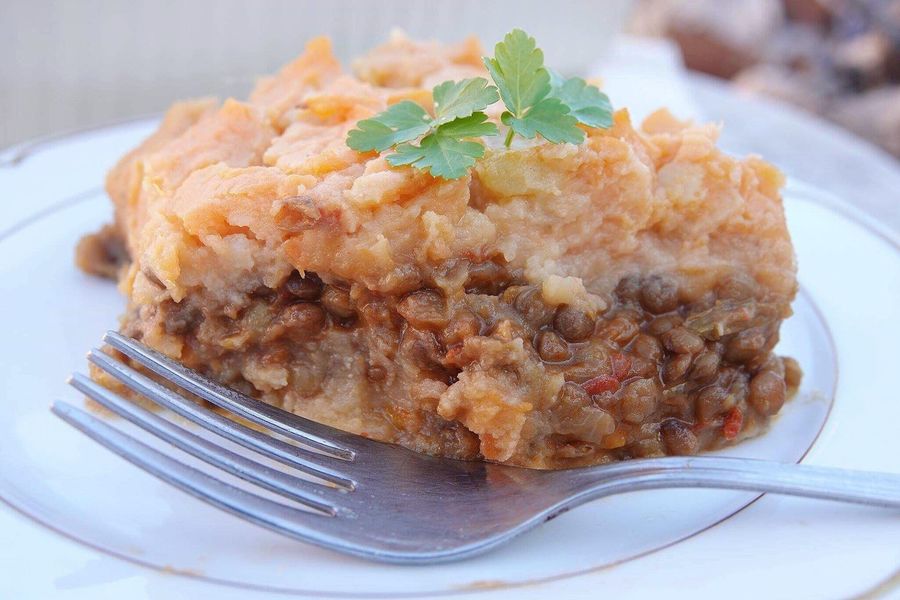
[565,358,609,384]
[724,326,769,362]
[399,328,445,372]
[557,381,591,407]
[162,301,202,335]
[554,305,595,342]
[748,369,786,415]
[442,309,481,345]
[600,314,640,345]
[662,327,705,354]
[321,285,356,319]
[660,419,700,455]
[628,355,658,378]
[615,274,642,302]
[647,314,683,336]
[631,333,663,362]
[689,350,720,382]
[285,271,323,301]
[554,382,616,441]
[640,275,679,314]
[270,303,326,343]
[663,353,693,384]
[536,329,571,362]
[465,261,514,295]
[695,385,729,422]
[620,378,659,424]
[513,287,556,327]
[397,289,449,330]
[783,356,803,389]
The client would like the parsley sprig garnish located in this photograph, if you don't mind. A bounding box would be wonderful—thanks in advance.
[346,77,499,178]
[347,29,613,179]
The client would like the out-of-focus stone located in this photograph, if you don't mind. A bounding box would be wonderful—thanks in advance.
[832,31,893,88]
[874,0,900,81]
[783,0,837,27]
[630,0,785,78]
[762,24,831,71]
[734,63,829,112]
[830,86,900,156]
[629,0,900,155]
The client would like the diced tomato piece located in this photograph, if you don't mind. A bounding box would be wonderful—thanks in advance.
[582,374,619,395]
[723,407,744,440]
[610,352,632,380]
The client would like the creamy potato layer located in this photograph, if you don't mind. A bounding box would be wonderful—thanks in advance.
[78,33,800,468]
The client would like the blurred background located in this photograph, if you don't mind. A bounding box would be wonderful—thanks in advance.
[1,0,899,162]
[0,0,633,148]
[632,0,900,158]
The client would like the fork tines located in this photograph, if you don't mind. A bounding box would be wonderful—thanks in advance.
[55,331,367,533]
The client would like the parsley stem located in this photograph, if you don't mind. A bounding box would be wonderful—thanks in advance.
[504,128,515,148]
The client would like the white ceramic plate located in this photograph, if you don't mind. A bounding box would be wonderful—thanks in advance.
[0,120,898,600]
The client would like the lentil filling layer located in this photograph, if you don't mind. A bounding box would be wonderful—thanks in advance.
[107,255,800,468]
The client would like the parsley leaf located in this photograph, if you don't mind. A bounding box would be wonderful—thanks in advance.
[432,78,500,124]
[386,112,497,179]
[436,112,499,138]
[548,71,613,128]
[483,29,550,117]
[389,136,483,179]
[483,29,584,146]
[346,101,431,152]
[347,79,497,159]
[501,98,583,144]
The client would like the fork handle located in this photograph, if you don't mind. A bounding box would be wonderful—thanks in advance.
[570,457,900,509]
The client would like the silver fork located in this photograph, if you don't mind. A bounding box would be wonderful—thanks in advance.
[52,331,900,564]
